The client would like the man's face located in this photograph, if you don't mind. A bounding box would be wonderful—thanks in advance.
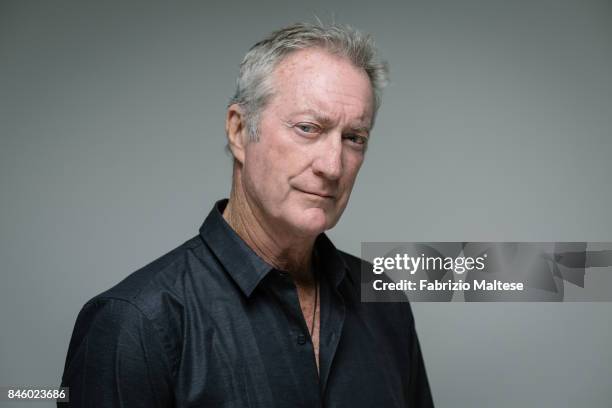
[240,47,374,238]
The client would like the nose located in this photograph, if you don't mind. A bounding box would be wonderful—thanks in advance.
[312,134,343,181]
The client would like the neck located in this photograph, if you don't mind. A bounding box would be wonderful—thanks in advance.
[223,166,316,284]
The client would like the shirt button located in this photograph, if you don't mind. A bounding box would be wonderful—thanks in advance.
[297,334,307,345]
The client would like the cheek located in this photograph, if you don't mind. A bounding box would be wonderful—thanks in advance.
[244,147,268,181]
[243,138,293,197]
[341,153,364,187]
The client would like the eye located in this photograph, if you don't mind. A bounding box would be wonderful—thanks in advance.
[343,134,369,147]
[294,123,320,135]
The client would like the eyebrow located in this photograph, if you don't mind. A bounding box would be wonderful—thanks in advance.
[290,109,334,126]
[348,126,371,135]
[289,109,371,134]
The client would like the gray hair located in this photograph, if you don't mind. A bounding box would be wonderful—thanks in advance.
[229,21,389,141]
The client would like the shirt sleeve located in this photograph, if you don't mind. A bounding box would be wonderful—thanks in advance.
[58,298,174,407]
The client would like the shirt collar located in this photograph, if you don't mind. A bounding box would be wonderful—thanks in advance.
[199,199,351,297]
[314,232,352,288]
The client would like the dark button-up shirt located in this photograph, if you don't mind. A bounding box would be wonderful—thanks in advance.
[59,200,433,407]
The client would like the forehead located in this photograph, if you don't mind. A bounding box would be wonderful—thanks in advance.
[269,48,374,123]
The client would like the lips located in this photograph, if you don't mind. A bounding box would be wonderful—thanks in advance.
[295,187,335,199]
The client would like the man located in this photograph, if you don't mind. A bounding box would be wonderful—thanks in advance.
[59,22,434,407]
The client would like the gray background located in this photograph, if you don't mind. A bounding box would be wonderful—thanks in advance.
[1,0,611,407]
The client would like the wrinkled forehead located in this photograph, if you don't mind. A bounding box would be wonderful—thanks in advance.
[269,48,375,125]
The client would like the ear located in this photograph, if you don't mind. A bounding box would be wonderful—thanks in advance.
[225,104,248,164]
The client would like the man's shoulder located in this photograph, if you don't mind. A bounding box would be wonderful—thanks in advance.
[85,234,206,319]
[64,235,209,379]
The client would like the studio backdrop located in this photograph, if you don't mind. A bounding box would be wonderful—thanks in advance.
[1,0,611,407]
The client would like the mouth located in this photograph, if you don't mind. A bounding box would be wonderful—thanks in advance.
[295,188,335,200]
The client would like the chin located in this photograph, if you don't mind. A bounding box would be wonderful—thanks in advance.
[290,207,334,237]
